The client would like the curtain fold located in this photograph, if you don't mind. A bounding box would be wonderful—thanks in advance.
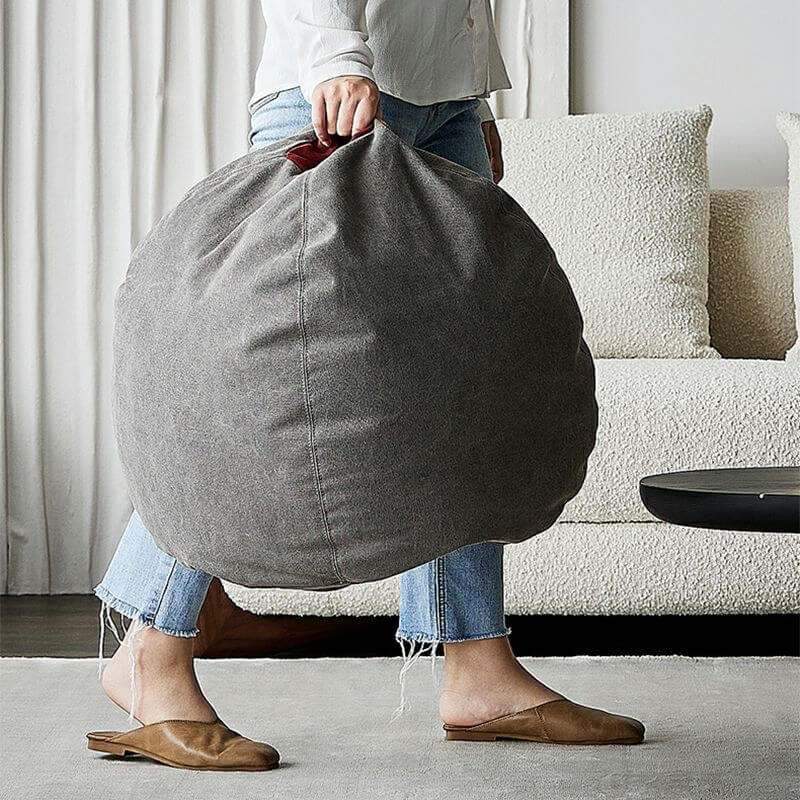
[490,0,568,119]
[3,0,264,592]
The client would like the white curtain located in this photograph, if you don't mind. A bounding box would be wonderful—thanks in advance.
[2,0,564,593]
[491,0,568,119]
[3,0,264,592]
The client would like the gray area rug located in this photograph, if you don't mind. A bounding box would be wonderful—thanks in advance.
[1,656,797,800]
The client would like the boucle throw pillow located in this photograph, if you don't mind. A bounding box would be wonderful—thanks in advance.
[497,106,720,358]
[707,187,794,359]
[112,120,599,589]
[776,112,800,364]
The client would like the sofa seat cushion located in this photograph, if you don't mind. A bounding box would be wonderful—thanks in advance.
[559,358,800,522]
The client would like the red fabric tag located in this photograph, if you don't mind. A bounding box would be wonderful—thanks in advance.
[286,135,348,171]
[285,127,374,171]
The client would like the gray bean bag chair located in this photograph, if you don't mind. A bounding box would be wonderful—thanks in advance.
[112,119,598,589]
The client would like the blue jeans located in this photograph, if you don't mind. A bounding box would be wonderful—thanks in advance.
[94,87,509,719]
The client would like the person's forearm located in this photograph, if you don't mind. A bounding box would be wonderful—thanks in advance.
[290,1,376,103]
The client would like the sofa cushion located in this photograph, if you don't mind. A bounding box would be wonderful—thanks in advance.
[777,112,800,364]
[497,107,719,359]
[708,188,795,359]
[559,358,800,522]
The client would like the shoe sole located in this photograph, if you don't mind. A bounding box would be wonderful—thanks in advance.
[444,729,643,744]
[86,737,280,771]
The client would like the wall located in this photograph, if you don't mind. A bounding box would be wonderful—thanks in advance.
[570,0,800,187]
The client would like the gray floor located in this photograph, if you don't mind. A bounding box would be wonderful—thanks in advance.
[1,656,798,800]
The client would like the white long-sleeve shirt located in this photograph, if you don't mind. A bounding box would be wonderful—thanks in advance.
[250,1,512,122]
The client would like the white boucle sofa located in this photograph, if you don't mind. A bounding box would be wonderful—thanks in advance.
[223,182,800,619]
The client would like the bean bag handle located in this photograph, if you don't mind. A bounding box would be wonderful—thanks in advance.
[286,123,380,171]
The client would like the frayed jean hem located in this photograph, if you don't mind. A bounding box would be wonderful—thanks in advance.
[93,584,199,638]
[395,627,512,644]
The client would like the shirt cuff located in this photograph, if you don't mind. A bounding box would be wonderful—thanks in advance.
[476,99,496,123]
[299,62,377,104]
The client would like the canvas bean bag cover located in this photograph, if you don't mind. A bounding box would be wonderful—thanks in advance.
[113,119,598,590]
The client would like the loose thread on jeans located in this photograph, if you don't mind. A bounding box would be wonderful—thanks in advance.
[106,603,124,643]
[430,640,440,688]
[96,601,146,725]
[97,604,105,680]
[390,635,438,723]
[98,602,125,679]
[126,619,145,725]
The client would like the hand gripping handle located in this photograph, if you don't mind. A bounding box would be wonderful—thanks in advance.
[285,121,385,171]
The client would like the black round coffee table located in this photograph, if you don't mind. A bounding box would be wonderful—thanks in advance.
[639,467,800,533]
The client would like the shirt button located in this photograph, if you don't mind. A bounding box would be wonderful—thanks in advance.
[466,16,474,27]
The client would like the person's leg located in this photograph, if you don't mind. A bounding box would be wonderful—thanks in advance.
[251,90,557,726]
[396,541,564,726]
[250,88,557,728]
[94,511,216,725]
[95,89,426,728]
[396,99,565,726]
[93,93,319,728]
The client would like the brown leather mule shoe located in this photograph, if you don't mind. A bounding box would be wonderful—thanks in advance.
[443,698,645,745]
[86,717,279,771]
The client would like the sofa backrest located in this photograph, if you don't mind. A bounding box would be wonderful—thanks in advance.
[708,187,796,359]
